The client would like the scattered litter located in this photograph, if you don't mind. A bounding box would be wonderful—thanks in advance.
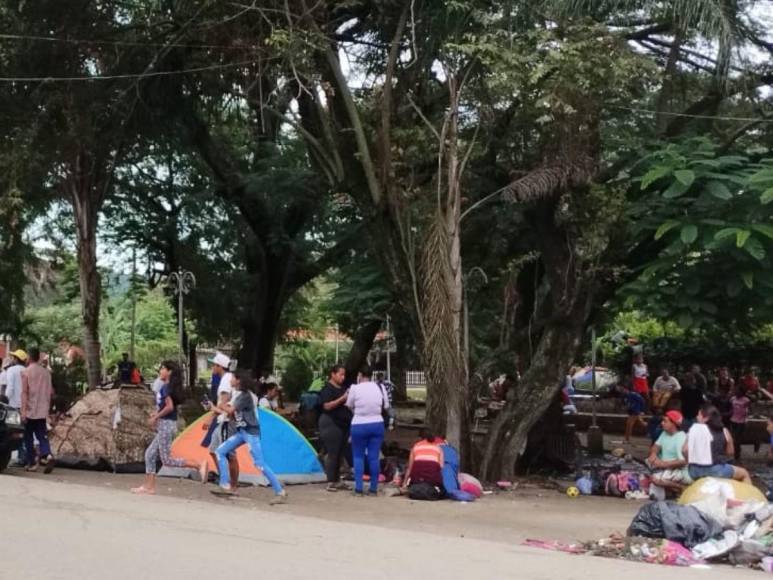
[522,539,586,554]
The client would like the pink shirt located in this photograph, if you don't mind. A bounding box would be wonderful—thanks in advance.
[22,362,54,420]
[346,381,389,425]
[730,396,750,425]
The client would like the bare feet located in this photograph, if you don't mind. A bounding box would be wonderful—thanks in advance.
[199,462,208,484]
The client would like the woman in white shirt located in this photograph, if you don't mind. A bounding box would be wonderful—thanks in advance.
[346,366,389,496]
[685,404,751,484]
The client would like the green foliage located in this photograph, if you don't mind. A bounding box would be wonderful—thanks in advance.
[624,138,773,328]
[280,355,314,402]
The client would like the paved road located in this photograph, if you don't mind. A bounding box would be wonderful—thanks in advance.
[0,476,757,579]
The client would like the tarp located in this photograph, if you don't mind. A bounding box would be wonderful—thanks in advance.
[50,386,156,472]
[679,478,766,505]
[159,408,325,485]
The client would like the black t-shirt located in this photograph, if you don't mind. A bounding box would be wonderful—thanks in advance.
[319,382,352,429]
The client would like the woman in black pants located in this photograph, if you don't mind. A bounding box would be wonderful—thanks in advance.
[318,364,352,492]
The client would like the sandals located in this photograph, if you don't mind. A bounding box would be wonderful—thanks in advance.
[131,486,155,495]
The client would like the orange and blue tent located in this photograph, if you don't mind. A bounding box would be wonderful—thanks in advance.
[159,408,325,485]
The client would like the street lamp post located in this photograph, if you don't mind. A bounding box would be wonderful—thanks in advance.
[167,268,196,386]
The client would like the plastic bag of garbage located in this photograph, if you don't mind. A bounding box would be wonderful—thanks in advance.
[728,539,771,566]
[692,530,740,560]
[628,501,724,548]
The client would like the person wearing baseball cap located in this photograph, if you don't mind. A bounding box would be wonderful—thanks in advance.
[647,410,690,500]
[3,350,28,410]
[198,352,239,487]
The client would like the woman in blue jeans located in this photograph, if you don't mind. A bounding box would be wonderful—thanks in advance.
[213,371,287,505]
[346,366,390,496]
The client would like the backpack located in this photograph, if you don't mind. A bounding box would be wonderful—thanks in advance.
[408,482,445,501]
[130,367,141,384]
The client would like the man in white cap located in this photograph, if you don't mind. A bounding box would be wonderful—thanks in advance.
[199,352,239,487]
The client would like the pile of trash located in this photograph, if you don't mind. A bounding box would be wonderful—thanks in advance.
[527,478,773,572]
[569,450,652,500]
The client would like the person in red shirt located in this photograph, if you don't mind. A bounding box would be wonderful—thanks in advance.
[742,368,761,400]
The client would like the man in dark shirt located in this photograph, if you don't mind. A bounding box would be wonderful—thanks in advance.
[212,371,287,504]
[318,365,353,491]
[117,353,135,384]
[680,372,705,431]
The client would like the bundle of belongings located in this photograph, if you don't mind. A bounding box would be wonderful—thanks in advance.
[573,453,652,499]
[625,478,773,569]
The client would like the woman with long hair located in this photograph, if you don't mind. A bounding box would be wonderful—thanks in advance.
[685,404,751,484]
[402,429,445,491]
[132,361,198,495]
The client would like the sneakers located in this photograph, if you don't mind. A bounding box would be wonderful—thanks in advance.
[326,483,338,492]
[270,491,288,505]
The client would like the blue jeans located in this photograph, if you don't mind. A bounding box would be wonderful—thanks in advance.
[23,419,51,467]
[351,421,385,493]
[215,429,283,494]
[689,463,735,480]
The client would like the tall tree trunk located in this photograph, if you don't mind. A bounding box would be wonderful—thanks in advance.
[72,193,102,389]
[344,318,383,386]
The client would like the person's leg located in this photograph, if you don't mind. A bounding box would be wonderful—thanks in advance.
[319,416,343,485]
[134,431,161,493]
[23,419,37,468]
[731,423,745,461]
[244,432,284,495]
[625,416,634,442]
[733,465,752,485]
[350,424,367,494]
[366,422,385,494]
[215,432,244,490]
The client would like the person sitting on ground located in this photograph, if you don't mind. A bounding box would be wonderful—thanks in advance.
[685,404,751,484]
[622,384,646,443]
[729,385,751,462]
[652,367,680,410]
[259,380,281,411]
[401,429,445,494]
[647,410,690,500]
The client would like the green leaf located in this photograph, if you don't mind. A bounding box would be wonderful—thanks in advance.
[749,169,773,185]
[674,169,695,187]
[742,271,754,289]
[705,180,732,200]
[640,165,672,190]
[726,278,742,297]
[761,187,773,205]
[714,227,740,241]
[662,180,689,199]
[751,224,773,239]
[736,229,751,248]
[699,301,718,315]
[680,224,698,244]
[654,220,680,240]
[744,237,766,260]
[677,312,693,328]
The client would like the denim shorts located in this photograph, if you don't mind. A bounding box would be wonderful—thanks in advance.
[688,463,735,480]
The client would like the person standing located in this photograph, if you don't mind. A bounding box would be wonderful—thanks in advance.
[132,361,198,495]
[318,365,352,492]
[346,366,389,496]
[116,352,136,385]
[716,366,735,396]
[729,386,751,461]
[622,385,646,442]
[213,371,287,504]
[4,349,27,410]
[20,348,55,473]
[652,367,681,410]
[632,354,650,406]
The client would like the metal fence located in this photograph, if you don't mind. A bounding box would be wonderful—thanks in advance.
[405,371,426,387]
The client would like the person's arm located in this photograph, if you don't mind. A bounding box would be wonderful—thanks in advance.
[401,449,416,491]
[724,428,735,458]
[672,378,682,392]
[759,387,773,402]
[151,395,175,421]
[647,444,661,467]
[345,386,355,410]
[20,370,29,421]
[323,389,349,411]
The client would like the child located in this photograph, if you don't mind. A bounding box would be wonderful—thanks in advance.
[729,386,751,461]
[623,385,647,442]
[632,354,650,407]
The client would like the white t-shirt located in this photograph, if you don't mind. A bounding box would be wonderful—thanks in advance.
[687,423,713,466]
[216,372,234,424]
[346,381,389,426]
[0,369,7,388]
[259,396,278,411]
[5,365,24,408]
[653,376,681,393]
[633,363,648,379]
